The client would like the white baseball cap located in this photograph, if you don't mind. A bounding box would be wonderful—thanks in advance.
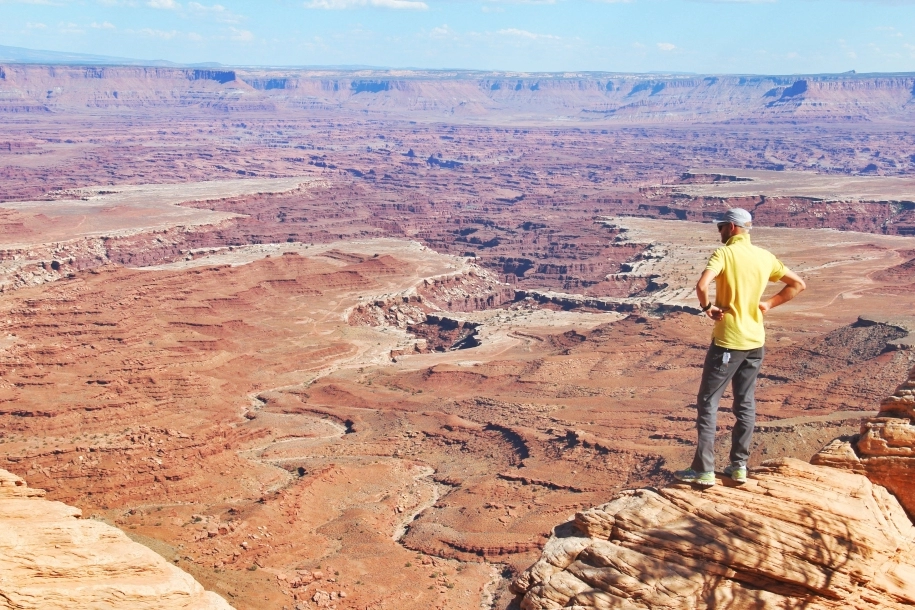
[717,208,753,229]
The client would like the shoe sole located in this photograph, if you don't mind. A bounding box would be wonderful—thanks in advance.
[674,476,716,487]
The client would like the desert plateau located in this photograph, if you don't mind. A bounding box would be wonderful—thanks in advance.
[1,65,915,610]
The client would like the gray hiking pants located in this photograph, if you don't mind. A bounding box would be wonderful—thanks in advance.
[690,342,764,473]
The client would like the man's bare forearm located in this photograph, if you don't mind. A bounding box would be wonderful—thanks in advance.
[696,269,726,319]
[696,284,711,307]
[765,285,801,309]
[695,269,716,307]
[760,272,806,313]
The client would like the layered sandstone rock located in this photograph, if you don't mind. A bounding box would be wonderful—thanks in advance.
[2,65,915,124]
[814,363,915,516]
[0,469,232,610]
[511,458,915,609]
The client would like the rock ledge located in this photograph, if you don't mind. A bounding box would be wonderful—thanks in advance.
[0,469,233,610]
[512,458,915,609]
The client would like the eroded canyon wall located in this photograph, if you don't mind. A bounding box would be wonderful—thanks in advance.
[2,64,915,123]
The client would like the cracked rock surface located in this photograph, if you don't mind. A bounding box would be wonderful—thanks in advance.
[0,469,233,610]
[512,457,915,609]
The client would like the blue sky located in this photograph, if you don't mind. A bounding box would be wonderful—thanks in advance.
[1,0,914,73]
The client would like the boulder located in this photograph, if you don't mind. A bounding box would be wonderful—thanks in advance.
[812,363,915,516]
[512,459,915,609]
[0,469,233,610]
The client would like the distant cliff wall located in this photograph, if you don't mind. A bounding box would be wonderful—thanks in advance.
[1,64,913,122]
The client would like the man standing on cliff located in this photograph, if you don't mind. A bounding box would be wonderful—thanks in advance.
[674,208,806,486]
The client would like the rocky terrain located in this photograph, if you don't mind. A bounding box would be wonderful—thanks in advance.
[814,355,915,516]
[0,468,232,609]
[511,457,915,609]
[512,363,915,609]
[0,220,911,609]
[1,64,915,609]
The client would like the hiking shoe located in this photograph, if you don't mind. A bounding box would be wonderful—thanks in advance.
[673,468,716,487]
[724,464,747,483]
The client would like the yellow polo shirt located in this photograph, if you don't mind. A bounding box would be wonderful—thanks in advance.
[706,233,787,350]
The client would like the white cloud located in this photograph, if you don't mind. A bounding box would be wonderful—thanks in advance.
[430,24,456,38]
[874,26,904,37]
[129,27,210,42]
[483,0,557,4]
[91,21,116,29]
[657,42,676,51]
[229,27,253,41]
[137,27,179,38]
[481,5,504,11]
[498,28,560,40]
[425,25,564,45]
[147,0,180,8]
[58,22,85,34]
[305,0,428,9]
[26,21,47,28]
[187,1,244,23]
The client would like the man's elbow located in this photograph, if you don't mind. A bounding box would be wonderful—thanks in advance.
[790,277,806,292]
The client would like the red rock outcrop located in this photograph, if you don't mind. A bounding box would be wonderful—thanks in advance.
[514,363,915,609]
[0,468,233,610]
[511,459,915,609]
[814,361,915,516]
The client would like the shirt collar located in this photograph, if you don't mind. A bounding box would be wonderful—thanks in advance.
[726,233,751,246]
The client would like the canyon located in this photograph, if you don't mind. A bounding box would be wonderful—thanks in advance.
[0,64,914,609]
